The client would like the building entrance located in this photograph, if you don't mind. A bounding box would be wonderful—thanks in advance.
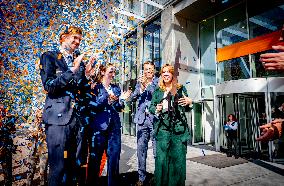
[218,93,269,159]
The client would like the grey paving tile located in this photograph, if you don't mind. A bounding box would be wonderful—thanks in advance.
[121,135,284,186]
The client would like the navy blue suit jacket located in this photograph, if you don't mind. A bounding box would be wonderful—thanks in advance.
[129,77,159,125]
[40,50,86,125]
[87,83,124,131]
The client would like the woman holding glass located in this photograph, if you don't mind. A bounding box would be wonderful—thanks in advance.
[149,64,192,186]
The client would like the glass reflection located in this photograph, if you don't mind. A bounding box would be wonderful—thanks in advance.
[216,3,247,48]
[200,17,216,86]
[249,3,284,38]
[123,33,137,135]
[143,18,161,70]
[218,56,250,83]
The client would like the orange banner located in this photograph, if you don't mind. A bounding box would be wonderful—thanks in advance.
[217,30,284,62]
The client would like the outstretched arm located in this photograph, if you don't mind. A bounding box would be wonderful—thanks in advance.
[256,119,283,141]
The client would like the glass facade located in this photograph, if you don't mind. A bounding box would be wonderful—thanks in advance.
[200,18,216,86]
[143,18,162,71]
[248,3,284,78]
[118,16,161,136]
[216,3,248,48]
[199,1,284,84]
[197,0,284,160]
[122,33,137,135]
[218,55,250,82]
[248,3,284,38]
[108,43,123,84]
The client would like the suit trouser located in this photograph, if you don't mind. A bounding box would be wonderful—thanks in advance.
[1,139,13,186]
[136,118,156,182]
[87,126,121,186]
[155,129,187,186]
[45,115,81,186]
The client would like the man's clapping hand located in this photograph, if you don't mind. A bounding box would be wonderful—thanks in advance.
[70,53,85,73]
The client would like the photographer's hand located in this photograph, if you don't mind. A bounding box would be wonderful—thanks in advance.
[256,119,283,141]
[256,123,274,142]
[260,45,284,70]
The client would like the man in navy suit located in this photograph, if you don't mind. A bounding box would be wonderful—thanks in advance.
[129,61,159,186]
[40,26,91,186]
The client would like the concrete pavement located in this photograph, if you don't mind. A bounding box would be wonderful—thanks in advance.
[120,135,284,186]
[1,133,283,185]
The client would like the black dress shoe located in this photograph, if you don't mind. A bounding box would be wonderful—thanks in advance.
[227,153,232,157]
[135,180,144,186]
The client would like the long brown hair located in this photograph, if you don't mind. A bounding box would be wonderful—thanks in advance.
[96,63,115,83]
[158,64,182,93]
[228,114,237,122]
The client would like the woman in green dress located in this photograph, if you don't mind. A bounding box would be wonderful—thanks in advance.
[149,64,192,186]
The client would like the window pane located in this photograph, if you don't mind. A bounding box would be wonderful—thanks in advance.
[143,18,161,70]
[153,29,161,69]
[216,3,247,48]
[200,17,216,86]
[143,33,153,61]
[217,55,250,83]
[123,32,137,136]
[248,2,284,38]
[107,43,122,84]
[124,33,137,87]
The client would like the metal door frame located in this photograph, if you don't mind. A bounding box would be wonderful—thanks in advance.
[192,101,205,145]
[192,98,215,145]
[234,93,263,158]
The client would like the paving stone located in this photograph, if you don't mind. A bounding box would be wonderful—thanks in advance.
[121,135,284,186]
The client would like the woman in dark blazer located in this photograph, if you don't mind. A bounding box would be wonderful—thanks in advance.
[224,114,239,158]
[149,64,192,186]
[85,63,130,186]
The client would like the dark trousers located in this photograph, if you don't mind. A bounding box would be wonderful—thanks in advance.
[86,126,121,186]
[45,116,81,186]
[136,120,156,182]
[1,143,13,186]
[227,131,238,157]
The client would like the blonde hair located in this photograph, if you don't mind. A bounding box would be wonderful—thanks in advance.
[59,26,83,44]
[158,64,182,92]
